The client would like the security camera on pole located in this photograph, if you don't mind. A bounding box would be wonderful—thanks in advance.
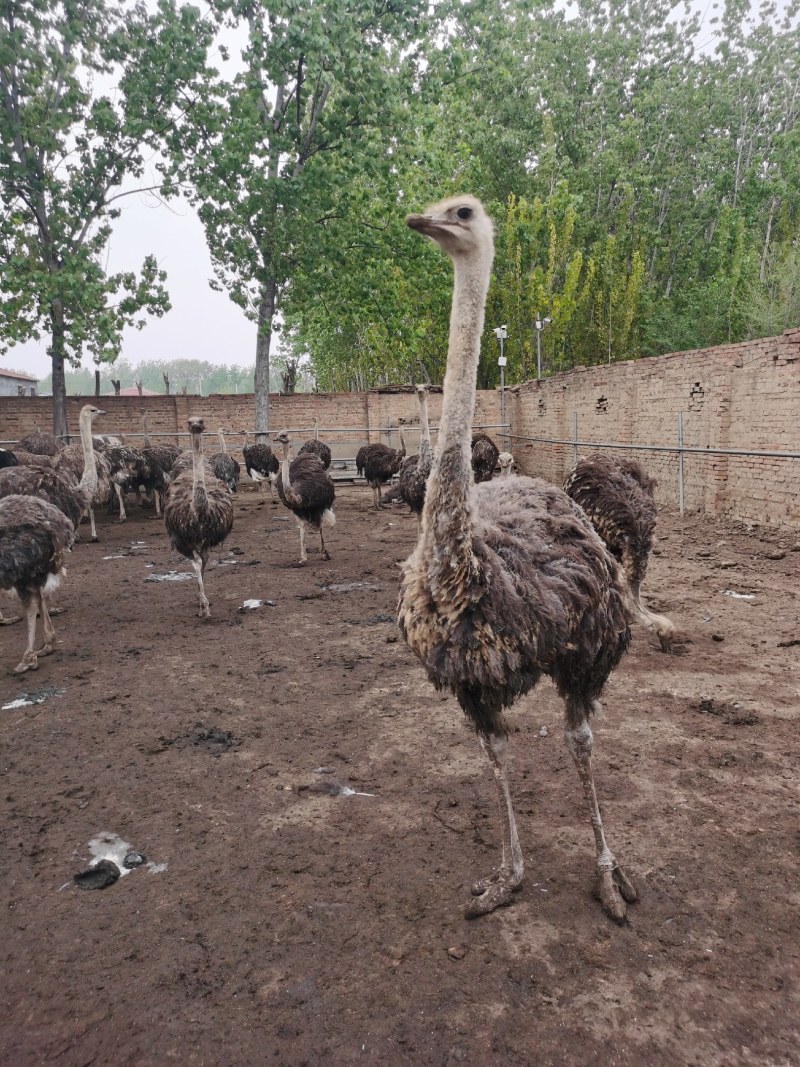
[493,325,507,447]
[535,316,551,380]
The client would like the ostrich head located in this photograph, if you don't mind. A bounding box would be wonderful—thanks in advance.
[187,417,205,436]
[498,451,515,476]
[415,384,427,397]
[81,404,106,421]
[406,195,494,264]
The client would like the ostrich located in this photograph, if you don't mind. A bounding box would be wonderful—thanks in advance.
[274,431,335,565]
[397,385,434,531]
[498,451,517,477]
[16,429,65,456]
[362,423,407,509]
[140,411,182,482]
[298,417,332,470]
[0,495,75,673]
[93,443,162,522]
[471,432,500,483]
[242,430,279,501]
[43,404,110,541]
[398,195,637,923]
[163,418,234,618]
[210,428,241,493]
[564,453,676,651]
[0,449,19,469]
[355,444,369,477]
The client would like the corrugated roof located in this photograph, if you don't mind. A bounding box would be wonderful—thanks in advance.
[0,369,39,381]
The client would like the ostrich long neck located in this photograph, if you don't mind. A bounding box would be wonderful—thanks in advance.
[141,414,151,446]
[420,255,490,567]
[418,394,432,464]
[190,430,207,507]
[280,442,293,494]
[218,429,227,454]
[77,412,98,500]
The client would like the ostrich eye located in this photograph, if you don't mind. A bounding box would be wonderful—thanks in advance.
[456,207,472,220]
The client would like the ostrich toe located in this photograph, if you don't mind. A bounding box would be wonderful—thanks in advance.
[14,651,39,674]
[594,865,638,923]
[322,549,331,561]
[0,614,21,626]
[464,874,521,918]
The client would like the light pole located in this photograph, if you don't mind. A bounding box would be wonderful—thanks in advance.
[493,325,508,448]
[534,315,551,381]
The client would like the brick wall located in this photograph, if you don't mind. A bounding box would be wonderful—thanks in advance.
[509,328,800,528]
[2,329,798,527]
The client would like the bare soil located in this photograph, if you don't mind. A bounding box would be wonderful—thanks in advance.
[1,485,799,1067]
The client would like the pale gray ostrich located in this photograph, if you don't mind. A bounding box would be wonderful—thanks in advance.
[564,453,676,651]
[497,451,517,477]
[298,417,332,470]
[210,428,241,493]
[397,385,434,531]
[275,431,335,565]
[362,423,407,509]
[242,431,279,501]
[0,495,75,673]
[163,418,234,618]
[398,195,637,922]
[42,403,110,540]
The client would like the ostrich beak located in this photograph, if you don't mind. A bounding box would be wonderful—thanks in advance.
[406,212,452,237]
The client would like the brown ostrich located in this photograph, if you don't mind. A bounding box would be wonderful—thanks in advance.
[298,417,332,470]
[398,195,637,922]
[471,432,500,482]
[362,423,407,509]
[16,429,65,457]
[2,407,107,542]
[210,428,241,493]
[242,431,279,501]
[140,411,182,484]
[355,444,369,477]
[397,385,434,532]
[0,495,75,673]
[564,453,676,651]
[274,431,335,565]
[163,418,234,618]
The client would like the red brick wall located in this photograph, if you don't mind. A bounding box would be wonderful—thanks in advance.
[509,328,800,528]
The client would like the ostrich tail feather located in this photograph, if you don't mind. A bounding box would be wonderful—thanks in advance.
[322,508,336,526]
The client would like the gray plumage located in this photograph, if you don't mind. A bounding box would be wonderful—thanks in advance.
[163,418,234,618]
[362,426,407,509]
[275,432,336,564]
[399,193,638,923]
[242,432,279,500]
[0,465,84,530]
[0,495,75,673]
[209,430,240,493]
[471,433,500,483]
[47,405,110,540]
[298,419,332,470]
[564,452,676,650]
[397,386,434,522]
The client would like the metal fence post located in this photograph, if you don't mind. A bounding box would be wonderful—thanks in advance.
[572,412,578,465]
[677,411,685,515]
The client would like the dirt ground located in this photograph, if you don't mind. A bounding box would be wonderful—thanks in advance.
[1,481,798,1067]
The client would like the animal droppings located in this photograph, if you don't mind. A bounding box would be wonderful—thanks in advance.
[74,859,121,890]
[123,852,146,868]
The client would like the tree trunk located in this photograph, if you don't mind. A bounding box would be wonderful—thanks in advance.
[50,299,68,440]
[254,276,278,439]
[95,369,101,396]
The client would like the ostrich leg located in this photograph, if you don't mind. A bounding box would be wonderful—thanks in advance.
[89,507,99,542]
[465,732,524,918]
[564,705,637,923]
[298,522,307,564]
[15,600,41,673]
[191,553,210,618]
[319,526,330,561]
[113,483,128,522]
[35,593,57,656]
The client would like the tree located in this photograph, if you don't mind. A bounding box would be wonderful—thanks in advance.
[0,0,213,437]
[169,0,428,435]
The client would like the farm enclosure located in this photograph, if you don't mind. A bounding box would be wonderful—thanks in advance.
[1,484,798,1065]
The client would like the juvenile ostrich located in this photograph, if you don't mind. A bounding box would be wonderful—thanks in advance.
[298,417,332,470]
[163,418,234,618]
[275,431,335,565]
[498,451,516,477]
[564,453,676,651]
[398,195,637,922]
[242,430,279,501]
[0,495,75,673]
[210,429,241,493]
[397,385,434,531]
[471,432,500,482]
[362,423,407,509]
[16,430,65,456]
[2,407,107,542]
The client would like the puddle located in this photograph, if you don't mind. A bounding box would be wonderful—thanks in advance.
[2,686,65,711]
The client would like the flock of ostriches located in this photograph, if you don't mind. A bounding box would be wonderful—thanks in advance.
[1,197,679,923]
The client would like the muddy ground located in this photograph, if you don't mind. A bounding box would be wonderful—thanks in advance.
[1,482,798,1066]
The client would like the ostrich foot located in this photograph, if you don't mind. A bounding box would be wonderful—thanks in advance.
[465,872,522,919]
[0,614,21,626]
[658,629,675,653]
[48,607,65,616]
[91,534,99,542]
[321,550,331,561]
[593,864,638,923]
[14,651,39,674]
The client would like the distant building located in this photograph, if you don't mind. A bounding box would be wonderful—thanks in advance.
[0,369,39,397]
